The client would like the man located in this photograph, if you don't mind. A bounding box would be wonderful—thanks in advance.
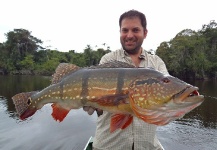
[84,9,168,150]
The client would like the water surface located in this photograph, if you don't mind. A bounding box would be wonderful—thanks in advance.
[0,75,216,150]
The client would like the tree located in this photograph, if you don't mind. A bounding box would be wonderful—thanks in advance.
[0,43,6,68]
[4,29,43,55]
[199,20,217,77]
[20,55,35,70]
[156,29,211,79]
[3,29,44,70]
[83,45,94,66]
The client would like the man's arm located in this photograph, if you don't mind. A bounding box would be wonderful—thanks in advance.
[155,55,169,75]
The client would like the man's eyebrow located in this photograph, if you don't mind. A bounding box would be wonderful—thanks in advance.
[121,27,128,30]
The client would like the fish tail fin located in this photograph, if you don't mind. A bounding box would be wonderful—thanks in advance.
[12,91,38,119]
[51,103,70,122]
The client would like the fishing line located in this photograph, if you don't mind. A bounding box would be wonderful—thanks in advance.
[204,95,217,100]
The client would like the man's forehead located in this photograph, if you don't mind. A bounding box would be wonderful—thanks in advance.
[120,17,142,28]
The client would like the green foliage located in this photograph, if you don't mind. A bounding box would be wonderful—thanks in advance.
[20,55,35,70]
[0,43,6,68]
[2,29,44,71]
[65,50,86,67]
[0,28,111,75]
[156,21,217,79]
[1,23,217,79]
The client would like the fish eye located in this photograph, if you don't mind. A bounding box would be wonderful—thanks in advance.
[27,98,32,105]
[162,77,170,83]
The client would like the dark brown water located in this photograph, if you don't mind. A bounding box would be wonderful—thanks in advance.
[0,75,216,150]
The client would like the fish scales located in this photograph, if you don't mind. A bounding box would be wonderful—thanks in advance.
[12,61,204,132]
[60,68,134,112]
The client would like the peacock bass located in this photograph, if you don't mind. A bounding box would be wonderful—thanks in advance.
[12,61,204,132]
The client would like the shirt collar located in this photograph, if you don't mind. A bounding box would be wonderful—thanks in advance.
[121,47,146,60]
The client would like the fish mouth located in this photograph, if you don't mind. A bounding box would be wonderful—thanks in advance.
[20,108,37,120]
[173,86,204,104]
[130,85,204,126]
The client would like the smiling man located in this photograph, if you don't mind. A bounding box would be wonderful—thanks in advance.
[84,9,168,150]
[119,12,148,67]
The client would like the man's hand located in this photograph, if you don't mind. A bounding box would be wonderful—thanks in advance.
[83,106,103,116]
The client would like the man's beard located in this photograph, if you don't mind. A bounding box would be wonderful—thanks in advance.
[121,41,142,54]
[121,36,143,55]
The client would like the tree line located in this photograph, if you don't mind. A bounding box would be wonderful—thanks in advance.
[156,20,217,79]
[0,29,111,75]
[0,20,217,79]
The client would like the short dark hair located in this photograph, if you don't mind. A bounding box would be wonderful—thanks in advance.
[119,9,147,30]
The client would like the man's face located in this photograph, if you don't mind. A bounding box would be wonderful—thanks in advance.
[120,17,147,54]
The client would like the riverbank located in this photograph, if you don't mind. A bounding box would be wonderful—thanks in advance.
[2,69,53,76]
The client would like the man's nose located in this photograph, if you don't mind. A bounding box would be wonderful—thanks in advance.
[126,31,133,38]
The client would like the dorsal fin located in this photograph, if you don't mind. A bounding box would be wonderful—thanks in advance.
[90,60,135,69]
[51,61,134,84]
[51,63,80,84]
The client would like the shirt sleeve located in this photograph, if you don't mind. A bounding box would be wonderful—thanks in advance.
[99,52,115,64]
[155,55,169,75]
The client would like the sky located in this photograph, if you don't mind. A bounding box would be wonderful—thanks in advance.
[0,0,216,53]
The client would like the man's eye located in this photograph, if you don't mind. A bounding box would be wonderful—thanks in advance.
[133,29,139,32]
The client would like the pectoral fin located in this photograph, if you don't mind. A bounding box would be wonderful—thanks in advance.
[110,114,133,132]
[90,94,129,106]
[51,103,70,122]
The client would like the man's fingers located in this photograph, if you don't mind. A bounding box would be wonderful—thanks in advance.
[83,106,103,116]
[87,107,95,115]
[83,106,94,115]
[96,108,103,116]
[83,106,90,112]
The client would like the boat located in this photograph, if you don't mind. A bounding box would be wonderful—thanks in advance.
[84,136,93,150]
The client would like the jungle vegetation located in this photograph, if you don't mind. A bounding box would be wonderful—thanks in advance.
[0,29,111,75]
[156,20,217,79]
[0,20,217,79]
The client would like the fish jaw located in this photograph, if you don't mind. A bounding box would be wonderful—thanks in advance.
[129,85,204,125]
[20,108,37,120]
[172,86,199,102]
[12,91,39,120]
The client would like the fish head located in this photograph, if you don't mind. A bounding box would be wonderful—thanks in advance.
[129,74,204,125]
[12,92,38,120]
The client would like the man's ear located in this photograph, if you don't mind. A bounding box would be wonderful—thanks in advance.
[144,29,148,38]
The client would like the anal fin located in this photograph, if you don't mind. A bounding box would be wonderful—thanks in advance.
[51,103,70,122]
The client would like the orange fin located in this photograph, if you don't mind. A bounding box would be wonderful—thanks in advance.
[51,63,80,84]
[110,114,133,132]
[90,94,129,106]
[51,104,70,122]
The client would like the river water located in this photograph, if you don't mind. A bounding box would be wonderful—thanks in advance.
[0,75,216,150]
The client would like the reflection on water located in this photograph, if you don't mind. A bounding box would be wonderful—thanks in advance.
[0,97,97,150]
[158,119,217,150]
[0,75,97,150]
[0,75,217,150]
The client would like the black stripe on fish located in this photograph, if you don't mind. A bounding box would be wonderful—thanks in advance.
[116,70,126,94]
[60,82,64,99]
[80,70,90,104]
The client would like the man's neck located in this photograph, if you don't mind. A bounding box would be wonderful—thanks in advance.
[128,48,142,67]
